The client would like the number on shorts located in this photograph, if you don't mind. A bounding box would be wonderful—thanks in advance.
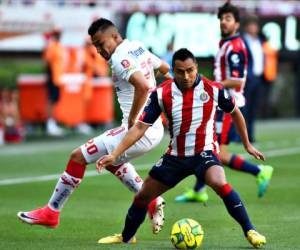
[85,139,98,155]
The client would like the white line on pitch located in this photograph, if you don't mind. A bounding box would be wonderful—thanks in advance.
[0,146,300,186]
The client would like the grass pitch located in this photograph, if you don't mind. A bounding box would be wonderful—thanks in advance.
[0,120,300,249]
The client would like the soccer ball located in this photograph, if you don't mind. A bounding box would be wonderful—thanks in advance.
[170,218,204,249]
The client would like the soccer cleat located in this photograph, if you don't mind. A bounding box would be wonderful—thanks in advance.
[17,205,59,228]
[175,188,208,204]
[246,229,266,248]
[257,165,274,198]
[148,196,166,234]
[98,234,137,244]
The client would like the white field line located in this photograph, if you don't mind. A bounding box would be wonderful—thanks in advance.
[0,146,300,186]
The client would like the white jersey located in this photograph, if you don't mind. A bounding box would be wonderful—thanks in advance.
[109,39,162,126]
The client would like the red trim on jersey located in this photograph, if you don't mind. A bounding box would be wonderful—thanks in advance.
[65,159,86,179]
[220,112,232,145]
[195,80,214,153]
[177,88,194,157]
[220,42,230,81]
[162,82,173,154]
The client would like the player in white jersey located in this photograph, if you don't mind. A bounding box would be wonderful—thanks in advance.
[17,18,170,236]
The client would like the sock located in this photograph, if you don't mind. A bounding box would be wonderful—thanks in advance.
[228,154,260,176]
[218,183,254,235]
[106,162,143,193]
[122,199,148,242]
[194,179,206,192]
[48,159,86,211]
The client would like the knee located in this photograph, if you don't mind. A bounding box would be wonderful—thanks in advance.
[70,148,86,165]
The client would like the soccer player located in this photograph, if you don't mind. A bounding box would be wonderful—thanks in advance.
[96,49,266,247]
[96,48,266,248]
[175,2,273,203]
[17,18,171,234]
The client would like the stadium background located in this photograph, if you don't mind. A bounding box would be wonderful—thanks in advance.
[0,0,300,249]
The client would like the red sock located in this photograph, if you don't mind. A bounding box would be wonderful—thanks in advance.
[65,159,86,178]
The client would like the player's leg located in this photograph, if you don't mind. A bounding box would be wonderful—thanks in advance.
[219,111,273,198]
[122,176,170,242]
[102,125,166,233]
[98,154,188,244]
[204,164,266,248]
[220,143,273,198]
[17,138,98,227]
[98,175,170,244]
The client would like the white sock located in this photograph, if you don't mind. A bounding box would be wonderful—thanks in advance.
[48,172,82,211]
[114,162,143,193]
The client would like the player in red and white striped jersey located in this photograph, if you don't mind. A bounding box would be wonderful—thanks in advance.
[175,2,273,203]
[96,48,266,248]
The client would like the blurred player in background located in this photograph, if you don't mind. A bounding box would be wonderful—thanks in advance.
[175,2,273,203]
[43,28,65,136]
[17,18,171,235]
[97,48,266,248]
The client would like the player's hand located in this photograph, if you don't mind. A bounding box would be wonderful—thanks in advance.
[96,155,116,173]
[245,144,265,161]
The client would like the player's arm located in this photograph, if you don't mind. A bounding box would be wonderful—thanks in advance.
[96,121,150,171]
[128,71,151,128]
[221,78,244,88]
[218,88,265,161]
[96,90,162,171]
[156,61,172,80]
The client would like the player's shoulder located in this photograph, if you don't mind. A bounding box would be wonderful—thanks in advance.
[201,76,223,90]
[230,35,246,52]
[157,79,174,90]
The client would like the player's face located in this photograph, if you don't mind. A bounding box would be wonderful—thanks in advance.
[220,13,239,38]
[91,29,118,60]
[173,58,198,90]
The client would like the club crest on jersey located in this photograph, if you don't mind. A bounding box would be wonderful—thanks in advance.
[200,91,209,103]
[121,59,130,68]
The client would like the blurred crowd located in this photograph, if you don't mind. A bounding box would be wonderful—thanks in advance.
[1,0,300,15]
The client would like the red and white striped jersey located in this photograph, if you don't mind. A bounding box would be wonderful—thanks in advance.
[139,75,235,157]
[214,34,248,107]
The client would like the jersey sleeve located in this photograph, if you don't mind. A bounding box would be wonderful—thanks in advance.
[112,55,140,82]
[148,51,162,69]
[218,87,235,113]
[227,50,246,80]
[138,90,162,125]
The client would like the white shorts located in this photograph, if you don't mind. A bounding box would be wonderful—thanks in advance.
[80,121,164,166]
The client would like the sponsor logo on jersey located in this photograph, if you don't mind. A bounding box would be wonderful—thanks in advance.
[231,53,240,64]
[121,59,130,68]
[232,70,240,77]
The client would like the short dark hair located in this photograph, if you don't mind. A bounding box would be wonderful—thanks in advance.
[217,2,240,22]
[172,48,196,67]
[88,18,115,36]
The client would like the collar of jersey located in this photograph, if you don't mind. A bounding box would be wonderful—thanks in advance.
[108,39,130,64]
[221,32,240,43]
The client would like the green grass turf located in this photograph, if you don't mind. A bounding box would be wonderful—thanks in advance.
[0,120,300,249]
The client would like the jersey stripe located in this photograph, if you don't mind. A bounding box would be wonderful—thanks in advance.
[195,80,214,153]
[177,87,194,157]
[162,82,174,154]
